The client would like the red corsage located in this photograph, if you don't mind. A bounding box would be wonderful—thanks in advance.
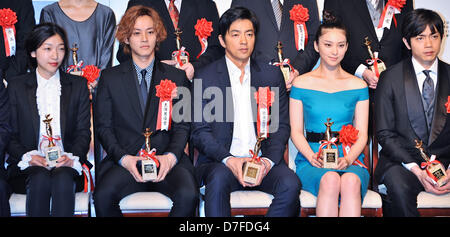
[0,8,17,57]
[0,8,17,28]
[194,18,213,59]
[445,96,450,113]
[289,4,309,51]
[254,87,275,138]
[156,79,177,131]
[378,0,406,29]
[82,65,100,84]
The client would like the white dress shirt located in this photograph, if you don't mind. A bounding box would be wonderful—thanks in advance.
[164,0,182,12]
[402,57,439,171]
[222,56,274,168]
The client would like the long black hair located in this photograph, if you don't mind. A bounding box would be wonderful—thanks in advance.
[25,23,69,70]
[315,10,349,43]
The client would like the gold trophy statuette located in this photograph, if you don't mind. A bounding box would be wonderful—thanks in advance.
[276,41,291,83]
[322,118,338,169]
[172,28,189,69]
[43,114,61,167]
[70,43,82,76]
[140,128,158,181]
[415,140,448,187]
[364,37,386,76]
[243,136,265,185]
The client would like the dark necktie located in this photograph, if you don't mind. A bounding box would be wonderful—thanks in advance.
[140,69,148,107]
[422,70,435,132]
[272,0,283,30]
[168,0,179,30]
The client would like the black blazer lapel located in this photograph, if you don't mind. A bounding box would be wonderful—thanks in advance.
[264,0,280,33]
[143,61,164,131]
[353,0,379,42]
[250,59,262,136]
[403,59,429,144]
[121,60,143,122]
[59,71,72,142]
[177,0,194,31]
[429,60,449,145]
[25,73,40,145]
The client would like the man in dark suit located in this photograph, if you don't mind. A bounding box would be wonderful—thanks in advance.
[192,7,301,217]
[231,0,320,75]
[0,81,11,217]
[0,0,35,81]
[324,0,413,90]
[375,9,450,217]
[93,5,198,217]
[117,0,224,81]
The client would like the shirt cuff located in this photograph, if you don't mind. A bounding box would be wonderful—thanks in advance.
[402,162,419,171]
[261,157,274,169]
[119,154,128,167]
[355,64,368,79]
[222,156,233,165]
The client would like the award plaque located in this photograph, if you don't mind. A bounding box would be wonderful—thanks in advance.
[243,136,265,185]
[43,114,61,168]
[69,43,83,76]
[138,128,158,181]
[276,41,291,83]
[364,37,386,76]
[171,28,189,69]
[322,118,338,169]
[415,140,448,187]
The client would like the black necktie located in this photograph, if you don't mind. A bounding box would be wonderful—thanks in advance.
[422,70,435,132]
[140,69,148,107]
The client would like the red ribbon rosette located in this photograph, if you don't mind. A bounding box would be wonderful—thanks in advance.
[338,124,367,169]
[378,0,406,29]
[139,148,159,168]
[445,96,450,113]
[254,87,275,138]
[82,65,100,84]
[194,18,213,59]
[421,158,444,183]
[249,149,261,163]
[155,79,177,131]
[289,4,309,51]
[0,8,17,57]
[272,58,294,71]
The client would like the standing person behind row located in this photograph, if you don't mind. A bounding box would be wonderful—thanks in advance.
[93,5,197,217]
[7,23,91,217]
[0,80,10,217]
[290,11,369,217]
[117,0,224,81]
[0,0,35,81]
[231,0,320,78]
[40,0,116,72]
[375,9,450,217]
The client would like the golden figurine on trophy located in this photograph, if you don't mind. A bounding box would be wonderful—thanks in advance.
[322,118,338,169]
[43,114,61,168]
[171,28,189,69]
[139,128,158,181]
[364,37,386,77]
[276,41,292,83]
[243,136,266,185]
[69,43,83,76]
[415,140,448,187]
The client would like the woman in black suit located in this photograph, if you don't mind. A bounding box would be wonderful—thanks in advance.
[6,23,91,217]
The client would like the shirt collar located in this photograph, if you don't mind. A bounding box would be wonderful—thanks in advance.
[36,69,60,87]
[411,56,438,76]
[225,55,251,85]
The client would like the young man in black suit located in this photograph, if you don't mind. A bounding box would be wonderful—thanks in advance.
[192,7,301,217]
[117,0,224,81]
[375,9,450,217]
[93,5,197,217]
[0,81,10,217]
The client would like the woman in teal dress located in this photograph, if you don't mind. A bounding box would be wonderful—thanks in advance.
[290,11,370,217]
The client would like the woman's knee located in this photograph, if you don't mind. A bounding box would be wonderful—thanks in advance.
[319,172,341,193]
[340,173,361,194]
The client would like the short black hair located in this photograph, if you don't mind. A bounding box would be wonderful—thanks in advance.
[218,6,259,38]
[402,8,444,45]
[315,10,349,42]
[25,23,69,69]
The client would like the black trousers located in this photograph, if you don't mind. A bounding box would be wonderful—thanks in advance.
[0,176,11,217]
[93,155,199,217]
[9,166,81,217]
[196,162,302,217]
[381,164,425,217]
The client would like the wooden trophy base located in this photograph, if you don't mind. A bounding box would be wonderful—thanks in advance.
[427,163,448,187]
[141,159,158,182]
[45,146,61,168]
[243,161,262,185]
[280,66,291,83]
[322,148,338,169]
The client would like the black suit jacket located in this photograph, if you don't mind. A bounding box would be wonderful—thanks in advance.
[0,0,35,80]
[192,57,290,166]
[324,0,413,75]
[0,82,10,179]
[94,59,190,179]
[6,71,91,176]
[117,0,224,71]
[374,58,450,183]
[231,0,320,74]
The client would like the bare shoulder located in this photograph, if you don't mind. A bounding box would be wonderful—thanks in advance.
[345,73,368,90]
[292,71,316,88]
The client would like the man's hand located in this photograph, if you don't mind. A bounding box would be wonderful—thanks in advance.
[246,158,272,187]
[154,153,177,182]
[225,157,249,187]
[362,69,379,89]
[29,155,48,167]
[121,155,147,183]
[286,69,299,91]
[161,60,194,81]
[411,166,448,195]
[435,169,450,193]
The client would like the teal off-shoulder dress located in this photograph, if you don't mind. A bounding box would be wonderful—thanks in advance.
[290,86,370,200]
